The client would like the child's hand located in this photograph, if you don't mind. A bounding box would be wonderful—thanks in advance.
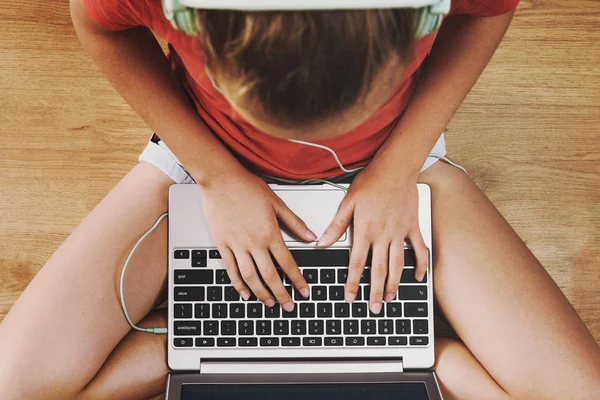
[318,163,429,314]
[199,171,314,311]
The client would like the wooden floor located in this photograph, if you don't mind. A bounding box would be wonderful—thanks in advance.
[0,0,598,356]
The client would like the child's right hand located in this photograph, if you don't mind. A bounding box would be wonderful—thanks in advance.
[199,170,314,312]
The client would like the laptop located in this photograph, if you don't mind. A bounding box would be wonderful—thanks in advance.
[166,183,442,399]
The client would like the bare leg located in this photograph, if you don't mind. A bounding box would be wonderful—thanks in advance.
[419,161,600,399]
[0,162,172,399]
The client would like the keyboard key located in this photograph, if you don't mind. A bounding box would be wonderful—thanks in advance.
[174,338,193,347]
[291,320,307,335]
[203,321,218,335]
[173,303,192,319]
[274,320,289,335]
[174,250,189,259]
[400,269,427,284]
[207,287,222,301]
[378,320,394,335]
[404,249,416,266]
[364,286,371,301]
[388,336,408,346]
[320,269,336,283]
[312,286,327,300]
[191,258,207,268]
[284,285,293,297]
[335,303,350,318]
[196,337,215,347]
[225,287,239,301]
[337,269,348,283]
[260,337,279,347]
[355,287,362,301]
[221,321,236,335]
[230,303,245,318]
[265,304,281,318]
[173,321,201,336]
[174,287,204,302]
[346,337,365,346]
[369,304,384,318]
[300,303,315,318]
[352,302,368,317]
[217,338,236,347]
[404,303,428,318]
[294,289,310,301]
[256,320,271,336]
[291,249,350,266]
[343,320,359,334]
[326,320,342,335]
[303,337,322,346]
[324,337,344,346]
[239,320,254,336]
[303,269,318,283]
[282,337,301,346]
[174,270,213,284]
[209,249,221,259]
[317,303,332,318]
[308,320,324,335]
[367,337,386,346]
[413,319,429,334]
[361,320,377,335]
[282,304,298,318]
[195,304,210,319]
[387,302,402,317]
[360,269,370,283]
[216,270,231,284]
[329,286,344,301]
[192,250,207,259]
[399,286,427,300]
[248,303,262,318]
[239,338,258,347]
[396,320,411,334]
[212,304,227,319]
[410,337,429,346]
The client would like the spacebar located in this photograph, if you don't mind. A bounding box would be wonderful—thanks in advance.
[290,249,349,267]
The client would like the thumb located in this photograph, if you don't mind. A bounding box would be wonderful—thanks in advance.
[318,199,354,247]
[274,202,317,242]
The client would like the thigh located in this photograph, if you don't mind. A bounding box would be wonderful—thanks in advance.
[419,161,600,399]
[0,162,173,398]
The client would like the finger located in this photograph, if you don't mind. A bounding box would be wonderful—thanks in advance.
[345,236,369,303]
[235,250,274,306]
[252,249,295,312]
[319,198,354,247]
[409,228,429,282]
[274,202,317,242]
[369,242,389,315]
[270,240,310,299]
[219,246,251,301]
[384,240,404,303]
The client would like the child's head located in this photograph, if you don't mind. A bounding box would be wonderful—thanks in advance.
[193,10,416,139]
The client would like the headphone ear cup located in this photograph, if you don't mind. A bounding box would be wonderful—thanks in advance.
[413,7,443,39]
[163,0,200,35]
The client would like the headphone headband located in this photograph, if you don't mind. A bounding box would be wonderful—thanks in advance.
[163,0,450,38]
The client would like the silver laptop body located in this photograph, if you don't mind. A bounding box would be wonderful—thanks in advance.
[166,183,442,399]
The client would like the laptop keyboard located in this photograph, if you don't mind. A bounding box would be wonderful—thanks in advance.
[172,248,430,349]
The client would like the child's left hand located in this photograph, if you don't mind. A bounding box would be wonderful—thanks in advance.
[317,161,429,314]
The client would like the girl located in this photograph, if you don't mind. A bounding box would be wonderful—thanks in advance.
[0,0,598,399]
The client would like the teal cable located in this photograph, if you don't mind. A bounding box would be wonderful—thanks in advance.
[119,212,169,335]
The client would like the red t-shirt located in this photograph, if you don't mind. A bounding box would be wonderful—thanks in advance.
[84,0,519,179]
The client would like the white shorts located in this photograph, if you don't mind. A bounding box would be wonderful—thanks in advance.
[138,133,457,185]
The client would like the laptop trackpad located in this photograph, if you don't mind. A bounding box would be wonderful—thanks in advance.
[274,188,347,243]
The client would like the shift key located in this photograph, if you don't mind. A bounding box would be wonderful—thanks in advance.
[174,269,213,284]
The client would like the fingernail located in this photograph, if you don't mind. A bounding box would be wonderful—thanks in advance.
[317,234,330,247]
[306,230,317,241]
[371,303,382,315]
[240,290,250,301]
[282,302,295,312]
[416,273,425,282]
[265,298,275,307]
[384,293,395,302]
[345,292,355,303]
[300,288,310,298]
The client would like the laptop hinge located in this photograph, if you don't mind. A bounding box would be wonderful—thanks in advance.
[199,359,403,374]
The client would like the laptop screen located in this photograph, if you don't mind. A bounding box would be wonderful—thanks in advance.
[180,382,431,399]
